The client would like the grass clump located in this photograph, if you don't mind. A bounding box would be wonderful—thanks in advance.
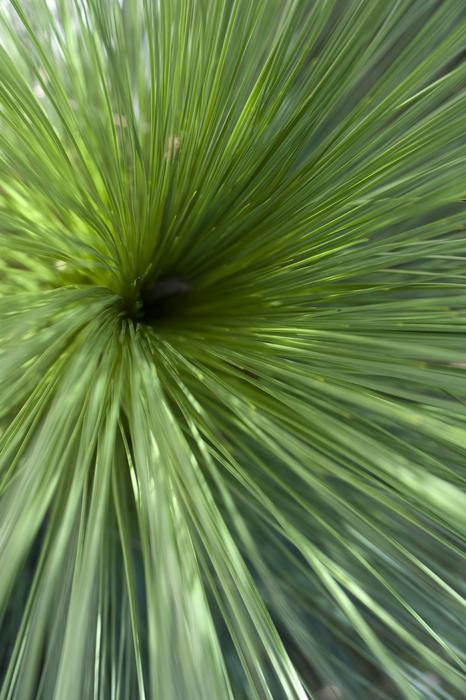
[1,1,466,698]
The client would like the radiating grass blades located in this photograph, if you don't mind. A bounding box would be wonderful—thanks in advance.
[1,1,466,698]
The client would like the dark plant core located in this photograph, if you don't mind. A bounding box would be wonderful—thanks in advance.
[137,276,193,322]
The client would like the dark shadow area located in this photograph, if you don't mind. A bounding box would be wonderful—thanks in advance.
[139,276,193,322]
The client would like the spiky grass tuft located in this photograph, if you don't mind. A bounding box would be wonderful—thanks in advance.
[1,1,466,698]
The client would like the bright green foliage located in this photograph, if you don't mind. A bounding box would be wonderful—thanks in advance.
[1,1,466,698]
